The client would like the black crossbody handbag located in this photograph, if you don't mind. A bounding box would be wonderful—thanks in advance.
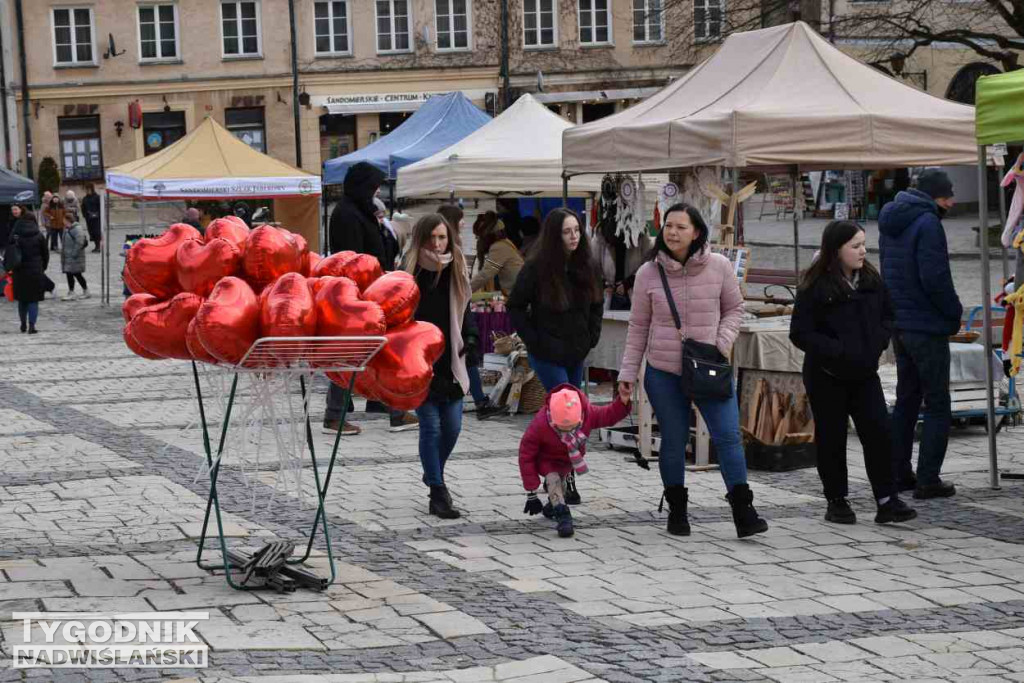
[656,263,734,400]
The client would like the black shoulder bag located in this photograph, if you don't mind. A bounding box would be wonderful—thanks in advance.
[656,263,734,400]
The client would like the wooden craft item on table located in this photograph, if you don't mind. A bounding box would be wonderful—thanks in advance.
[703,180,758,247]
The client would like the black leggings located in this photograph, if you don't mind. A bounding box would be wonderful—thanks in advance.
[66,273,87,291]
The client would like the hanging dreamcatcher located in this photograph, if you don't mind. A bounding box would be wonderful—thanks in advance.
[614,174,647,248]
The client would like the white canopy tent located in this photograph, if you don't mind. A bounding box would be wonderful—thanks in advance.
[562,21,981,173]
[397,94,603,198]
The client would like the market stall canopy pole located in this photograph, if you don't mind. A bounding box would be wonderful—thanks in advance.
[562,21,980,174]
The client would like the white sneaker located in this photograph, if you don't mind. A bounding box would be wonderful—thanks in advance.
[79,289,91,299]
[60,292,77,301]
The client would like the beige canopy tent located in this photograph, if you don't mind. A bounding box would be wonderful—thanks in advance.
[102,117,321,304]
[563,21,980,173]
[563,20,984,274]
[396,94,603,198]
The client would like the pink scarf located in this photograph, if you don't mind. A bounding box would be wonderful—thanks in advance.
[548,412,589,475]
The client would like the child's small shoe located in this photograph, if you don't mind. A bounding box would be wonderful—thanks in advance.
[554,504,574,537]
[542,502,554,519]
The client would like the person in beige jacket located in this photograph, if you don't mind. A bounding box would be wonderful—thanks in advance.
[471,212,524,295]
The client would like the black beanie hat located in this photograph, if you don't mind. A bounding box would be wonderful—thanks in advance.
[916,169,954,200]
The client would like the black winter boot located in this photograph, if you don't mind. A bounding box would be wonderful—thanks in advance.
[564,472,582,505]
[428,485,461,519]
[727,483,768,538]
[553,504,574,537]
[663,486,690,536]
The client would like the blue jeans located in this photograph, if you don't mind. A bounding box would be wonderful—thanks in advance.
[892,331,951,485]
[17,301,39,326]
[643,365,748,490]
[415,398,464,487]
[468,365,488,405]
[529,354,584,391]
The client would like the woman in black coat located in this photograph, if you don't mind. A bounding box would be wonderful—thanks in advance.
[7,209,49,333]
[508,208,603,391]
[790,220,915,526]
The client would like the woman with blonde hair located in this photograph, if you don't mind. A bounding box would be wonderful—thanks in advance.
[403,213,477,518]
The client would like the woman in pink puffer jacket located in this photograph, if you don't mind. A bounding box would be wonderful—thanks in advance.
[618,203,768,540]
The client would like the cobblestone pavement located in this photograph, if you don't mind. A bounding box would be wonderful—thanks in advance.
[2,258,1024,682]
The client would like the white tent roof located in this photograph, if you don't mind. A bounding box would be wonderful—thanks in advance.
[397,94,603,198]
[562,21,980,174]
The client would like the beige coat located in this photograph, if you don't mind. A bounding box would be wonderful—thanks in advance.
[471,238,524,294]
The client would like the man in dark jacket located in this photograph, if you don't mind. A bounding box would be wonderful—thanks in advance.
[82,184,102,252]
[879,169,962,500]
[324,161,416,434]
[328,162,399,271]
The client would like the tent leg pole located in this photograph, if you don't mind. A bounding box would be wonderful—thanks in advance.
[998,167,1009,280]
[101,193,107,306]
[978,145,1000,490]
[562,174,568,208]
[792,171,801,278]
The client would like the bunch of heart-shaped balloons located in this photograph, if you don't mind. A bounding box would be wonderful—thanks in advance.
[121,216,444,410]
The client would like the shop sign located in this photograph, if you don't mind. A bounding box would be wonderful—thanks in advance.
[313,89,495,113]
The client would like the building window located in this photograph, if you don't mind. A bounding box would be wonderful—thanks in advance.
[58,116,103,180]
[435,0,470,51]
[578,0,611,45]
[226,107,266,153]
[52,7,94,65]
[314,1,350,55]
[221,1,261,57]
[143,110,186,156]
[633,0,663,43]
[375,0,411,53]
[138,4,179,61]
[523,0,556,48]
[694,0,721,41]
[379,112,411,136]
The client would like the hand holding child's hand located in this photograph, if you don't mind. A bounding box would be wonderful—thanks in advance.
[618,381,633,406]
[524,491,544,516]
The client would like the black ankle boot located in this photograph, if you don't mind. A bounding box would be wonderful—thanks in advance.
[727,483,768,538]
[428,485,460,519]
[564,472,581,505]
[662,486,690,536]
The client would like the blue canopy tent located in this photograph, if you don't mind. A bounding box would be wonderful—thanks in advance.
[322,92,491,184]
[0,166,37,205]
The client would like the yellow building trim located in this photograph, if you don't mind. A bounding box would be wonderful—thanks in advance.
[21,68,498,102]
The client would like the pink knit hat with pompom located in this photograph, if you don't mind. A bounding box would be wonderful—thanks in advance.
[549,388,583,431]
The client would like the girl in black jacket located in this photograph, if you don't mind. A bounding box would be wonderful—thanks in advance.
[789,221,916,526]
[508,208,603,391]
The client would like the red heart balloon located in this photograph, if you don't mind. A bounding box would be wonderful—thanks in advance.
[282,229,308,255]
[311,252,382,290]
[243,225,302,292]
[175,237,242,297]
[314,277,386,338]
[363,321,445,410]
[126,292,204,360]
[301,251,323,277]
[362,271,420,329]
[194,276,261,365]
[205,217,250,252]
[125,224,201,298]
[122,293,160,323]
[186,318,220,364]
[260,272,317,339]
